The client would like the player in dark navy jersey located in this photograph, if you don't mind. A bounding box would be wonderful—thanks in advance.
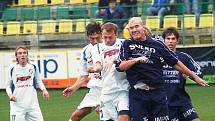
[117,17,209,121]
[162,27,206,121]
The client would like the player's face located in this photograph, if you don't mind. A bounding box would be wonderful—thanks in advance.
[102,29,117,46]
[164,34,178,52]
[88,32,102,46]
[16,48,28,65]
[128,21,146,41]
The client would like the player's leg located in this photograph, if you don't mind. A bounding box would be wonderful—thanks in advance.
[10,111,25,121]
[168,106,179,121]
[129,88,149,121]
[150,89,169,121]
[100,94,118,121]
[70,107,92,121]
[26,107,44,121]
[179,102,200,121]
[70,88,101,121]
[117,91,130,121]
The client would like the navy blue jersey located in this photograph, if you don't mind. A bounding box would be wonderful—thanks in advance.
[119,37,178,88]
[163,51,202,106]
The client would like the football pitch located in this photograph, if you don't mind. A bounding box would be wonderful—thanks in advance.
[0,85,215,121]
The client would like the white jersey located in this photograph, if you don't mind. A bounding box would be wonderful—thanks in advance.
[80,43,102,88]
[5,63,46,112]
[92,39,130,95]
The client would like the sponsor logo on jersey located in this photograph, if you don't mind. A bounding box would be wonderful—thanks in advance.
[129,44,156,53]
[183,108,196,118]
[16,76,31,82]
[104,49,119,58]
[154,115,169,121]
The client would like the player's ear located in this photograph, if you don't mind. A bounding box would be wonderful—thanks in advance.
[177,37,182,44]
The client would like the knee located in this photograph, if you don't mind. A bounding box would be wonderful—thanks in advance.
[70,112,82,121]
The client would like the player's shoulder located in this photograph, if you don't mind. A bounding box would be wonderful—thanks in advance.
[7,63,16,72]
[115,38,126,45]
[82,44,91,51]
[151,34,164,42]
[117,38,125,42]
[93,42,105,49]
[121,38,132,45]
[176,51,191,58]
[26,63,38,71]
[92,43,106,54]
[81,44,92,55]
[176,51,194,62]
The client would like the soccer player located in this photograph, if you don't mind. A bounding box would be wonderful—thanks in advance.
[88,22,130,121]
[6,46,49,121]
[62,22,102,121]
[162,27,204,121]
[118,17,208,121]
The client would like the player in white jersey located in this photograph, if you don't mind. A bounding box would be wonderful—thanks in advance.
[88,22,130,121]
[5,46,49,121]
[62,22,102,121]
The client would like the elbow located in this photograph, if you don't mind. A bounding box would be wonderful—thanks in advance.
[118,64,126,71]
[116,65,124,72]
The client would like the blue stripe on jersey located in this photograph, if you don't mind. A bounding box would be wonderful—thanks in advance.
[10,67,15,93]
[180,52,202,77]
[32,64,37,89]
[11,115,16,121]
[83,46,88,62]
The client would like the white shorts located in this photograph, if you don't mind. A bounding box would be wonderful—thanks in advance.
[10,107,44,121]
[78,87,102,109]
[100,91,129,121]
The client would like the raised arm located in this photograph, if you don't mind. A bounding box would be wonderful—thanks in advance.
[63,75,89,97]
[173,61,209,87]
[119,56,149,71]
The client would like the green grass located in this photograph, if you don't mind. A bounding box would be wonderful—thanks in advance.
[0,88,98,121]
[0,85,215,121]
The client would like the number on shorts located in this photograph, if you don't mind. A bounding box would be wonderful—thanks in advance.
[11,115,16,121]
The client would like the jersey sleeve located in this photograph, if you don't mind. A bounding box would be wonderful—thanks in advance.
[119,40,130,61]
[5,65,14,96]
[159,41,178,66]
[183,53,203,77]
[34,64,46,91]
[79,47,89,76]
[92,44,102,64]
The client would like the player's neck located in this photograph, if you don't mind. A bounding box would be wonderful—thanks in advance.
[19,62,27,67]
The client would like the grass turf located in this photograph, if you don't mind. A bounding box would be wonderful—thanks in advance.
[0,85,215,121]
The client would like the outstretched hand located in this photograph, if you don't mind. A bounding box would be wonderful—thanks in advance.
[62,87,77,97]
[195,76,209,87]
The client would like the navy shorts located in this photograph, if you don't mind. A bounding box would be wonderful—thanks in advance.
[129,87,169,121]
[169,102,199,121]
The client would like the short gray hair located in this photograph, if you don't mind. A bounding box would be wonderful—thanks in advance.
[128,17,144,27]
